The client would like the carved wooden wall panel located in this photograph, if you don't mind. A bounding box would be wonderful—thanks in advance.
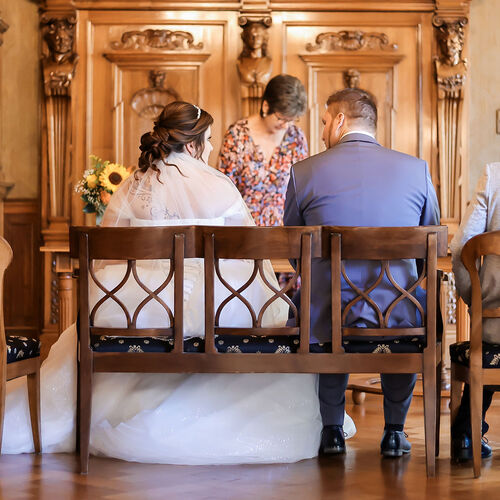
[103,52,210,166]
[3,200,42,338]
[38,0,471,339]
[73,11,240,216]
[281,13,434,159]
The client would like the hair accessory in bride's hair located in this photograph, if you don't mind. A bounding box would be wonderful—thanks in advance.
[193,104,201,120]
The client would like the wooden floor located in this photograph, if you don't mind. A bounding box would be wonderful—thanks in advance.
[1,391,500,500]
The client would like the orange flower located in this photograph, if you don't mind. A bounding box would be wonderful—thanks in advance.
[100,191,112,205]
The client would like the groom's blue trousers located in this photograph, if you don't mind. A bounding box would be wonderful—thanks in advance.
[319,373,417,427]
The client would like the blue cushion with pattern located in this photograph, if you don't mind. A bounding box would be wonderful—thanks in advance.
[91,335,300,354]
[310,337,425,354]
[6,336,41,364]
[91,335,424,354]
[450,341,500,369]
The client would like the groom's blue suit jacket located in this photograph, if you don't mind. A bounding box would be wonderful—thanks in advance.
[284,133,440,344]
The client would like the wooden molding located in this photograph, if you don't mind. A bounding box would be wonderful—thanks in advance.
[299,53,405,71]
[72,1,436,11]
[103,52,210,65]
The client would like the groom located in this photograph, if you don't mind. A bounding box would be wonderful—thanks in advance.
[284,88,440,457]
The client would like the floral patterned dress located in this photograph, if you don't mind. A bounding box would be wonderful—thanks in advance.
[218,119,308,226]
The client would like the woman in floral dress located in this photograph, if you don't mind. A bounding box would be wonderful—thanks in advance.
[218,74,308,226]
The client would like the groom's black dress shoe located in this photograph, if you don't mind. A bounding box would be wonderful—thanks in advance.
[380,430,411,458]
[319,425,346,455]
[451,433,492,462]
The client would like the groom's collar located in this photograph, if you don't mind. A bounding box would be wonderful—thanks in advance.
[338,131,379,146]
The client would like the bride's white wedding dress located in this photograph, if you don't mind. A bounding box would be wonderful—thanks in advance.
[2,152,355,463]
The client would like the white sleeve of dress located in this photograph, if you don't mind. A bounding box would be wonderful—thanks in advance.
[450,165,490,305]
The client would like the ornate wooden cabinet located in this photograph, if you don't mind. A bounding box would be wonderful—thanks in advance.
[37,0,471,340]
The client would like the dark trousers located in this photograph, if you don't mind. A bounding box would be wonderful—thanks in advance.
[452,384,495,437]
[318,373,417,426]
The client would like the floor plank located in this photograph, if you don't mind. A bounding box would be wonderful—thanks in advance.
[1,391,500,499]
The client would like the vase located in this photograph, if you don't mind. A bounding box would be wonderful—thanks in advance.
[96,213,104,226]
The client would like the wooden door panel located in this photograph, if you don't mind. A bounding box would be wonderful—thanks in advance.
[84,16,231,176]
[282,14,431,160]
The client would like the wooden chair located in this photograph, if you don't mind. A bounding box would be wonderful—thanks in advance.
[449,230,500,477]
[70,225,320,474]
[0,236,41,454]
[321,226,448,476]
[71,225,446,476]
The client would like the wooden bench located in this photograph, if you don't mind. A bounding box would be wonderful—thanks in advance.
[70,224,447,475]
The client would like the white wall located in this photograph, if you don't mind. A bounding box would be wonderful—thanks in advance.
[468,0,500,197]
[0,0,40,199]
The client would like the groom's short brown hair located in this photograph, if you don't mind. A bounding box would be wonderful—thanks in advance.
[326,88,378,132]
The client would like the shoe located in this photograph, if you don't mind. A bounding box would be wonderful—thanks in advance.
[319,425,346,455]
[451,433,492,462]
[380,430,411,458]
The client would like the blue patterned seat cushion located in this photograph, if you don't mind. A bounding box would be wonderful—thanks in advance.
[91,335,424,354]
[450,341,500,369]
[6,336,41,364]
[91,335,301,354]
[310,338,425,354]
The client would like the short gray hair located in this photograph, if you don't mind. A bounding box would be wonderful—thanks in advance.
[326,88,377,131]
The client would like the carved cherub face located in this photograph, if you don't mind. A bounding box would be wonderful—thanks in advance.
[45,20,74,60]
[150,70,166,88]
[242,23,268,51]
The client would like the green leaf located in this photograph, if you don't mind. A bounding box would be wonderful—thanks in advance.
[83,203,96,214]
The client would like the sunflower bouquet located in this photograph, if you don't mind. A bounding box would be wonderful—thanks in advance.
[75,155,132,223]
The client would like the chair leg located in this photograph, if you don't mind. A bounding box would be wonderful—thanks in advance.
[435,360,442,457]
[449,363,462,456]
[27,367,41,453]
[0,362,6,453]
[79,355,92,475]
[470,373,482,478]
[423,352,437,477]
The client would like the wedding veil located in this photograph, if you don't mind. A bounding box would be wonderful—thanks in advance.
[101,151,255,227]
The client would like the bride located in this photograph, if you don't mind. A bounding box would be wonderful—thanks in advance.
[2,101,355,464]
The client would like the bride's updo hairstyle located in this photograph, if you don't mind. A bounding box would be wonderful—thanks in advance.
[138,101,213,177]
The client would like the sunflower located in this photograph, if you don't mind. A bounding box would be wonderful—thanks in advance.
[99,163,130,193]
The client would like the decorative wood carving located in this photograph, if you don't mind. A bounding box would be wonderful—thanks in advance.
[343,68,360,88]
[111,29,203,51]
[306,31,398,52]
[237,17,272,117]
[0,16,8,46]
[433,16,468,221]
[50,255,59,325]
[130,70,181,120]
[40,13,78,246]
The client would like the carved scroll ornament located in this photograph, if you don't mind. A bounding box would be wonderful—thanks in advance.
[40,14,78,228]
[237,18,272,117]
[433,16,468,220]
[306,30,398,52]
[0,16,8,46]
[131,70,181,120]
[111,29,203,51]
